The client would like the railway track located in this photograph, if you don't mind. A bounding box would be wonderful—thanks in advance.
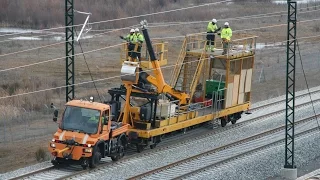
[128,115,320,180]
[249,88,320,112]
[9,92,320,180]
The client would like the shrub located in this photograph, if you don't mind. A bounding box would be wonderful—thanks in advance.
[35,147,47,162]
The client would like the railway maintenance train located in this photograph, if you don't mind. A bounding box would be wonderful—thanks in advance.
[48,20,257,169]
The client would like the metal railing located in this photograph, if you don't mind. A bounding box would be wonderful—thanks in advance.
[184,33,258,57]
[120,41,168,66]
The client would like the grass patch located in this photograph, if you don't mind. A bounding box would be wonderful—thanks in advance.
[35,147,47,162]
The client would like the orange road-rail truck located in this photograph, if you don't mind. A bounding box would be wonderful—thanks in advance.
[48,99,130,169]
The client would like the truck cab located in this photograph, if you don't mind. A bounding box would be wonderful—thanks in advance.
[48,99,130,169]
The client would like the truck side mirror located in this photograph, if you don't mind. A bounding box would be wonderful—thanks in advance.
[53,109,59,122]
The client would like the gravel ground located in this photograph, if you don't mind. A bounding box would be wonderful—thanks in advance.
[0,162,52,180]
[69,93,320,179]
[1,86,320,179]
[139,119,316,180]
[185,130,320,180]
[250,85,320,109]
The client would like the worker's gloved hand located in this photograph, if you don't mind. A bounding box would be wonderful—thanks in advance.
[217,32,221,36]
[139,40,143,44]
[119,35,124,39]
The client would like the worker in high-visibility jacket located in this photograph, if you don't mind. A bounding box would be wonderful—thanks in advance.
[220,22,232,55]
[206,19,221,52]
[134,28,145,60]
[120,29,136,58]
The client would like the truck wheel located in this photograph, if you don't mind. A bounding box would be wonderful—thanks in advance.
[89,149,101,168]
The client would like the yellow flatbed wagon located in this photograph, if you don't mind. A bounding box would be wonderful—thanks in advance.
[108,21,257,151]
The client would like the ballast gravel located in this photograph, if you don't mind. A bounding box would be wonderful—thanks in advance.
[186,131,320,180]
[72,96,320,179]
[0,161,52,180]
[1,87,320,180]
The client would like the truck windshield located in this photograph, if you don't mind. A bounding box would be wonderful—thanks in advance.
[61,106,100,134]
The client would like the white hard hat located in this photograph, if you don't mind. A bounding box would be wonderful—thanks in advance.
[135,28,139,32]
[212,19,217,23]
[224,22,229,26]
[130,29,135,33]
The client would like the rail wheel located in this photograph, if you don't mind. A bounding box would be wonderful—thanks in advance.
[111,144,125,161]
[136,144,145,153]
[89,149,101,168]
[150,144,157,149]
[150,136,161,149]
[230,115,236,124]
[220,117,227,127]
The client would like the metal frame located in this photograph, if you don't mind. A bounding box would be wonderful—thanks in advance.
[284,0,297,169]
[65,0,75,102]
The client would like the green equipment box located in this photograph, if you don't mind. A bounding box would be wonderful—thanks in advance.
[205,80,225,96]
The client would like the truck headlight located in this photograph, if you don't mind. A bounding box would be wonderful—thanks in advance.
[50,143,56,148]
[83,148,92,153]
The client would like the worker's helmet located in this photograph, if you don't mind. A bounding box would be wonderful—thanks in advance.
[212,19,217,23]
[130,29,135,33]
[135,28,139,32]
[224,22,229,26]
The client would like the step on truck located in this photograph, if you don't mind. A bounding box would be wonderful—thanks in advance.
[48,98,130,169]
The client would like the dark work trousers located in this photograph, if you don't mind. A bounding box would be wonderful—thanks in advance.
[206,33,215,46]
[136,45,142,60]
[128,43,135,58]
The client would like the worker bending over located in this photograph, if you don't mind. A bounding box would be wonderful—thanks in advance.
[220,22,232,55]
[134,28,145,60]
[120,29,136,58]
[206,18,221,52]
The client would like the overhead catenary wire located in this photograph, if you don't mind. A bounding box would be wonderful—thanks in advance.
[89,7,320,38]
[0,2,316,41]
[0,32,64,44]
[0,16,319,61]
[1,23,320,73]
[74,28,102,102]
[0,43,123,72]
[1,6,320,58]
[2,9,320,59]
[0,0,232,38]
[297,39,320,130]
[0,41,320,100]
[0,56,217,100]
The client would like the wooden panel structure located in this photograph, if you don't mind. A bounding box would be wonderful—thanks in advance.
[245,69,253,93]
[232,75,240,106]
[238,93,245,104]
[239,69,246,93]
[225,83,233,108]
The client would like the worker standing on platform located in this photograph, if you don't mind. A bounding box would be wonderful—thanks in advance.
[206,18,220,52]
[120,29,136,58]
[134,28,144,60]
[220,22,232,55]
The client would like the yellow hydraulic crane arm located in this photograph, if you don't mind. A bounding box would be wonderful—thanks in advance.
[140,21,190,105]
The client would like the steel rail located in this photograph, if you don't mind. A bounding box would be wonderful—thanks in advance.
[128,114,320,180]
[11,96,320,180]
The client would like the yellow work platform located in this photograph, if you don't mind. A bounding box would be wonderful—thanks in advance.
[187,48,255,59]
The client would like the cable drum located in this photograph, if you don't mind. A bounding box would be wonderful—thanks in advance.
[120,61,139,83]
